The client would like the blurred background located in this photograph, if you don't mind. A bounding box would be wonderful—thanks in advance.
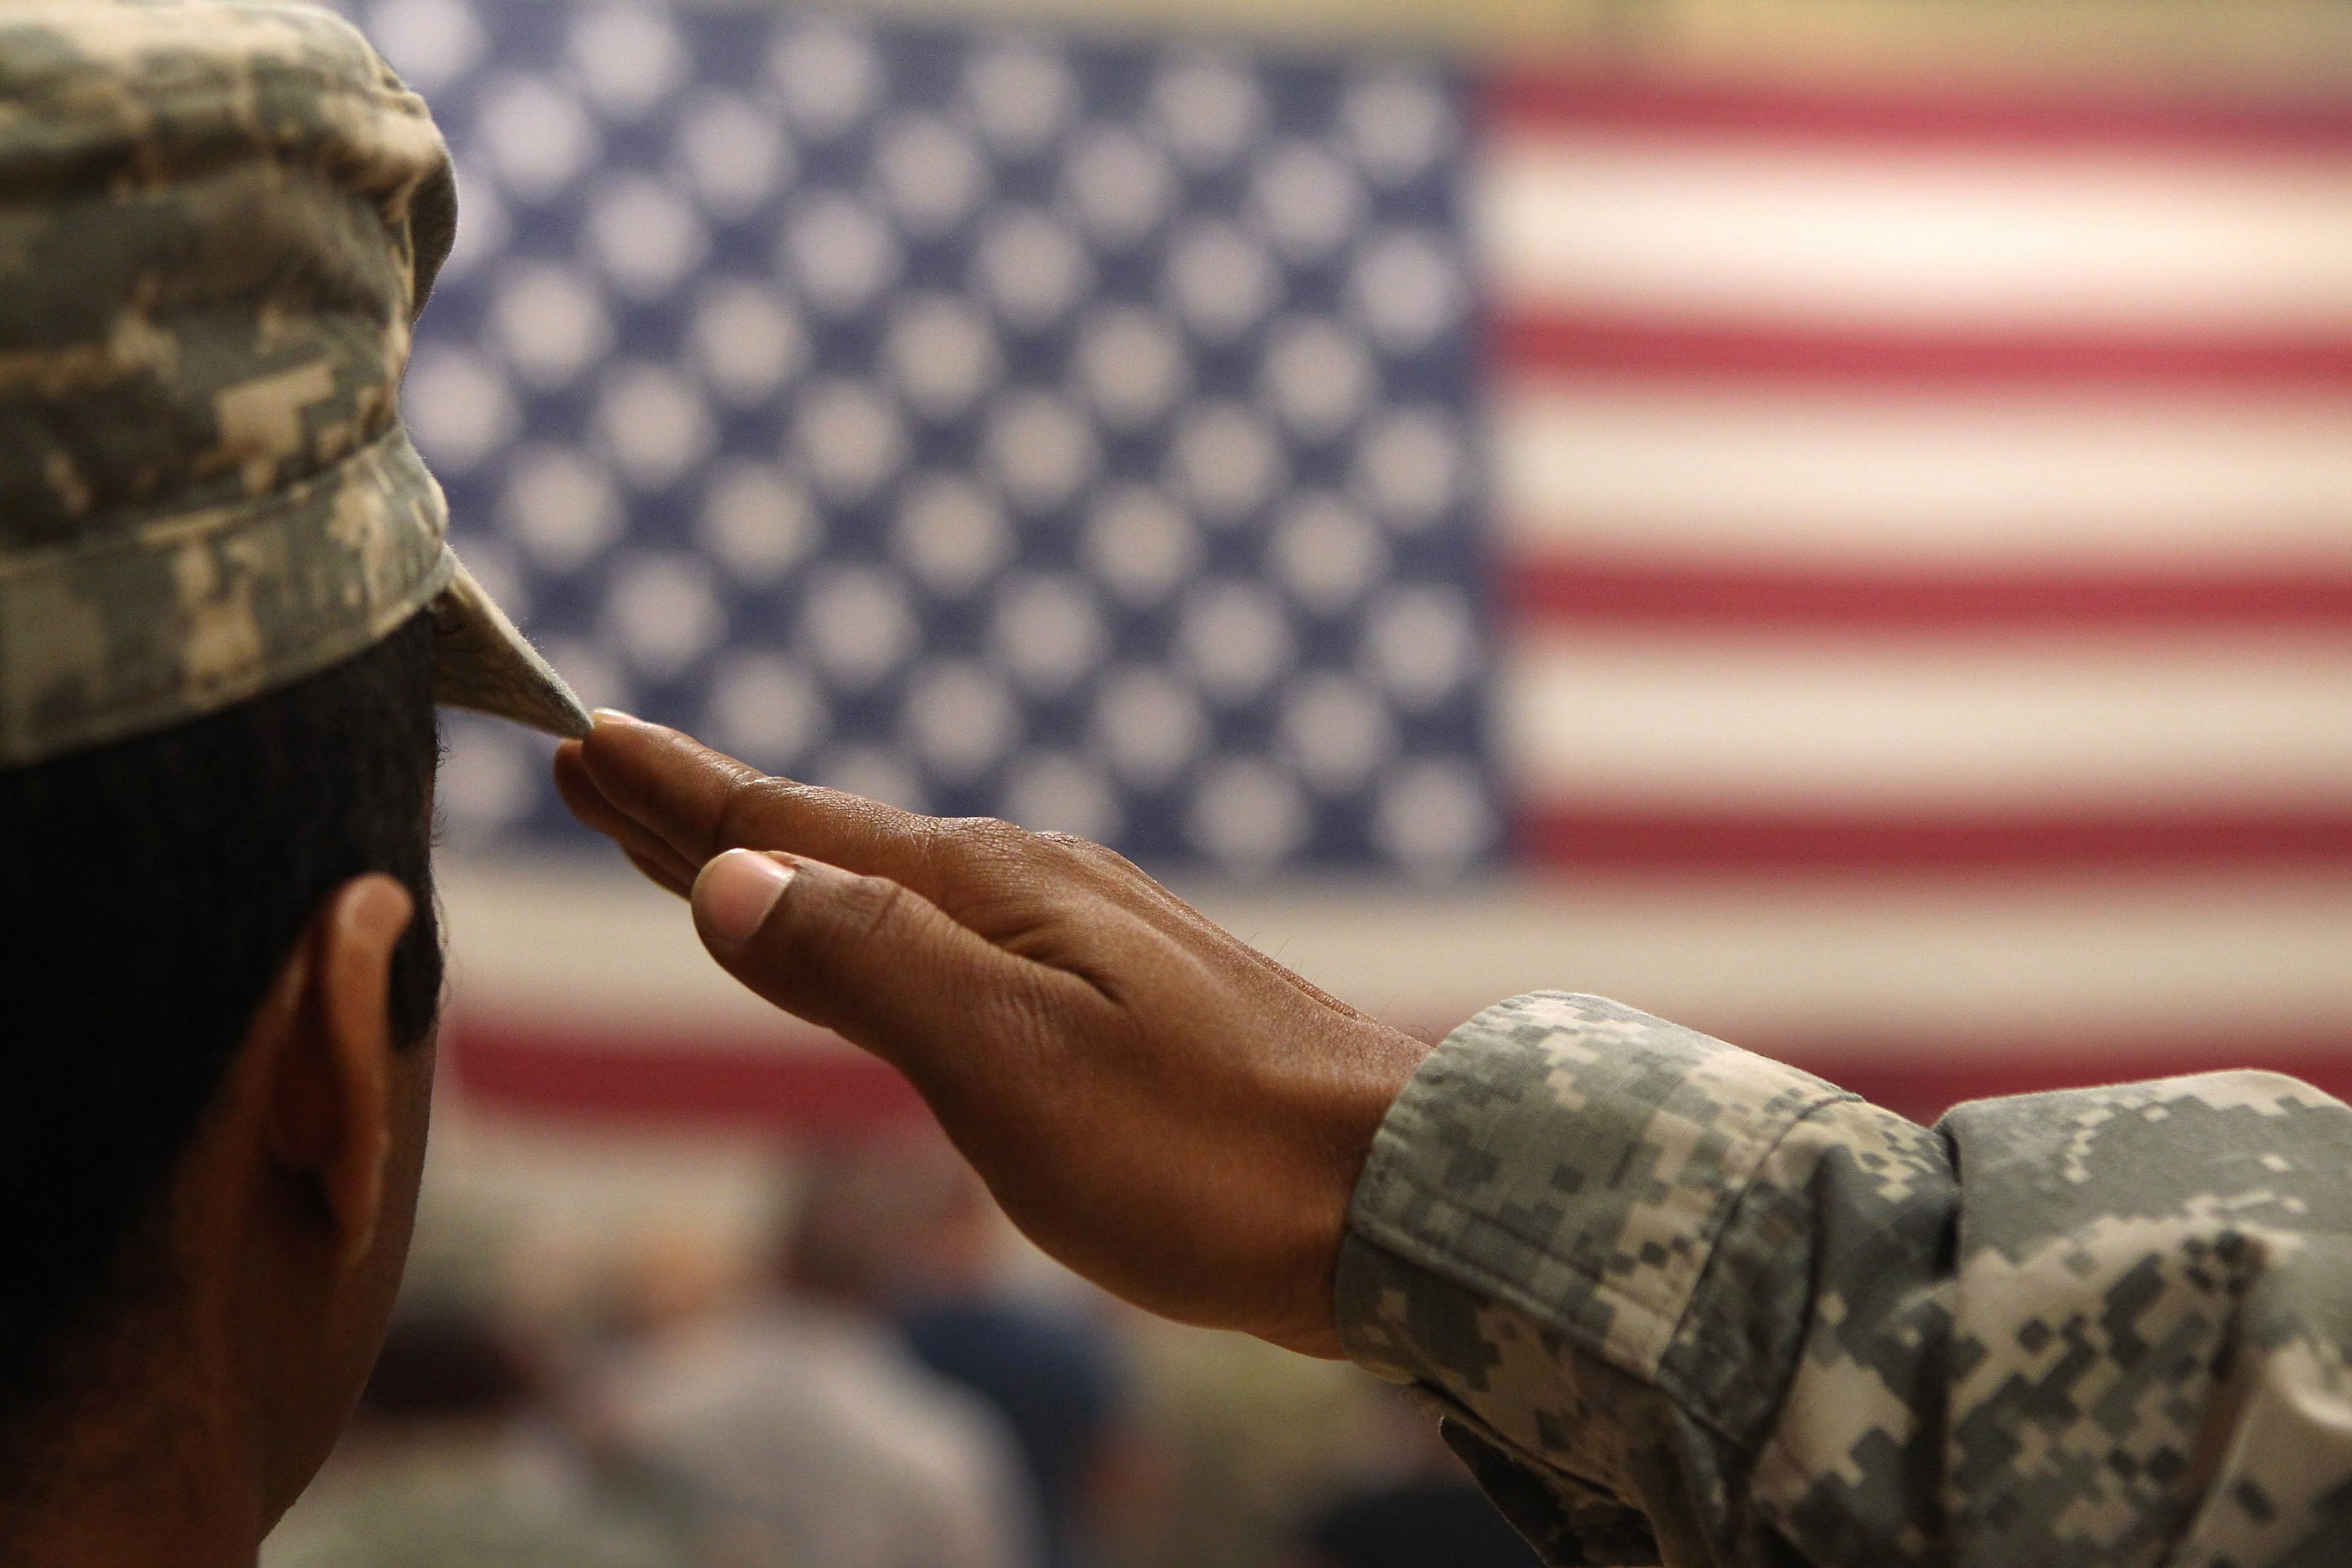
[274,0,2352,1560]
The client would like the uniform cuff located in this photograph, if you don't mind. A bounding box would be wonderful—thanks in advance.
[1338,992,1850,1383]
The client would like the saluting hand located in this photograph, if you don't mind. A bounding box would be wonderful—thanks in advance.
[553,713,1428,1358]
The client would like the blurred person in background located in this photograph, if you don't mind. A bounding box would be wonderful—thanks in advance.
[556,716,2352,1568]
[0,4,590,1566]
[590,1133,1036,1568]
[264,1312,688,1568]
[900,1301,1122,1568]
[856,1125,1127,1568]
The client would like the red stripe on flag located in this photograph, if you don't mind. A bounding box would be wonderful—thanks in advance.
[1516,807,2352,872]
[1488,73,2352,154]
[1506,560,2352,630]
[1496,314,2352,387]
[445,1017,2352,1133]
[445,1021,928,1133]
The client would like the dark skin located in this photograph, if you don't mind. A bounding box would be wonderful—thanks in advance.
[556,713,1429,1358]
[5,877,432,1568]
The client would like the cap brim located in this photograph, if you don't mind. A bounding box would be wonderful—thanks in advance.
[428,552,592,739]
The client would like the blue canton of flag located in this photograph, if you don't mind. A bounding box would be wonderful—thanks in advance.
[363,0,1500,878]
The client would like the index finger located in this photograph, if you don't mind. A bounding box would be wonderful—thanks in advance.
[575,713,1377,1025]
[573,713,957,895]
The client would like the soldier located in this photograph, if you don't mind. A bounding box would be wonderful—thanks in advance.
[0,4,586,1563]
[558,716,2352,1568]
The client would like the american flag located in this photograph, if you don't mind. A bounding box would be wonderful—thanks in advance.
[357,0,2352,1127]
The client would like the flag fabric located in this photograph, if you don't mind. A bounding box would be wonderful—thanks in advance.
[1484,79,2352,875]
[350,0,2352,1127]
[393,0,1495,878]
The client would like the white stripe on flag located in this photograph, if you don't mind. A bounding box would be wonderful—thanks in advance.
[1483,134,2352,333]
[437,858,2352,1058]
[1178,873,2352,1053]
[1504,629,2352,809]
[1496,381,2352,567]
[441,857,794,1040]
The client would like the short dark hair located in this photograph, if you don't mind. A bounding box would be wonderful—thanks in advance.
[0,610,442,1434]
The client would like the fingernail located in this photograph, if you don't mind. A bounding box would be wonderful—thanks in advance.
[695,849,797,949]
[591,707,644,728]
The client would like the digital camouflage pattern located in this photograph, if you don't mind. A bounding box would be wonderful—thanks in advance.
[0,0,585,767]
[1338,992,2352,1567]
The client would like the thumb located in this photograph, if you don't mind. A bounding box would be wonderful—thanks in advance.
[689,848,1038,1079]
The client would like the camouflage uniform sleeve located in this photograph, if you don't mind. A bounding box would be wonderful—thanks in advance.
[1334,992,2352,1568]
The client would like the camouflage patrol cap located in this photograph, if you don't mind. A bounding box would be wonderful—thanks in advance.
[0,0,589,768]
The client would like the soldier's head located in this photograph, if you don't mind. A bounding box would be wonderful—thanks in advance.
[0,3,582,1552]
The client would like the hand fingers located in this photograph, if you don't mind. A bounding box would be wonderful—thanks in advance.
[690,848,1085,1095]
[575,719,1372,1022]
[575,716,954,895]
[554,740,699,892]
[624,845,693,898]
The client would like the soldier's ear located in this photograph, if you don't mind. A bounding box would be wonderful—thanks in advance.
[258,874,415,1270]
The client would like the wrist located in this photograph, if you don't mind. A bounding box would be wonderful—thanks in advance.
[1274,1018,1428,1359]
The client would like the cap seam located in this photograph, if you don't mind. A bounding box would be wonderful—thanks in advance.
[0,418,424,586]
